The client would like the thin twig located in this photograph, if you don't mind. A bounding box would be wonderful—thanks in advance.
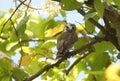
[0,0,27,36]
[10,19,24,68]
[77,9,106,34]
[21,38,45,42]
[18,0,41,10]
[65,50,93,75]
[25,36,105,81]
[0,36,7,40]
[26,0,31,11]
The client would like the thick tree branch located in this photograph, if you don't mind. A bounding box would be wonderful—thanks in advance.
[103,2,120,50]
[103,16,111,30]
[25,36,105,81]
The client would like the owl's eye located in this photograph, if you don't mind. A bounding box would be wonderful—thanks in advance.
[72,27,74,29]
[66,26,69,29]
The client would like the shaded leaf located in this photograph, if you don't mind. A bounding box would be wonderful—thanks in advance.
[74,37,88,49]
[113,0,120,6]
[12,68,28,80]
[61,0,82,10]
[85,20,95,33]
[0,58,13,80]
[94,41,115,53]
[84,12,97,21]
[0,76,12,81]
[87,52,110,70]
[94,0,104,17]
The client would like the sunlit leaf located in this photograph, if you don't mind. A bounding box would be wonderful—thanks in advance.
[106,64,120,81]
[15,46,34,54]
[76,24,85,31]
[67,65,79,81]
[45,24,65,37]
[15,13,29,35]
[6,41,18,51]
[21,55,33,66]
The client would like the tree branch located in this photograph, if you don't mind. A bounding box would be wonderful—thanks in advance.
[65,50,94,75]
[21,38,45,42]
[103,16,111,30]
[25,36,106,81]
[10,19,24,68]
[0,0,27,36]
[18,0,41,10]
[77,9,106,34]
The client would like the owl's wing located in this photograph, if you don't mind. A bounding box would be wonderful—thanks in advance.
[57,32,69,51]
[57,32,76,50]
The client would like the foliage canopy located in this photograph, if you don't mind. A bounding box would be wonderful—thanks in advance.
[0,0,120,81]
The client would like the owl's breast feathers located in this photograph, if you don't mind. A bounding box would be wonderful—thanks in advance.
[56,30,78,59]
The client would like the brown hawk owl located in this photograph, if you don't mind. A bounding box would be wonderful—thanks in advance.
[56,23,78,59]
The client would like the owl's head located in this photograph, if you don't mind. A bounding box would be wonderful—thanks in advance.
[64,23,76,32]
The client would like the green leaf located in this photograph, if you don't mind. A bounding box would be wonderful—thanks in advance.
[85,21,95,33]
[84,12,97,21]
[0,76,12,81]
[113,0,120,6]
[12,68,28,80]
[106,0,113,3]
[86,71,105,81]
[41,40,56,49]
[76,59,87,72]
[67,65,79,81]
[6,41,18,51]
[94,41,115,53]
[87,52,110,70]
[91,71,105,81]
[60,9,66,17]
[15,13,29,35]
[94,0,104,17]
[60,0,82,10]
[25,59,46,74]
[0,58,13,79]
[27,16,54,39]
[75,37,88,49]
